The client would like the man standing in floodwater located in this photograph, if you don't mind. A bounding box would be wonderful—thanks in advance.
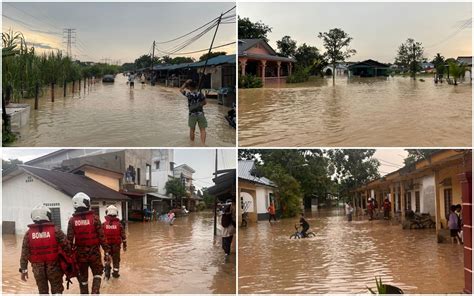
[383,198,392,220]
[128,72,135,89]
[267,202,277,223]
[20,205,71,294]
[180,79,207,145]
[345,201,353,222]
[68,192,110,294]
[102,205,127,278]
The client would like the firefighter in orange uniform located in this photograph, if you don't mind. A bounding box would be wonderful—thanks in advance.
[67,192,110,294]
[19,205,71,294]
[102,205,127,278]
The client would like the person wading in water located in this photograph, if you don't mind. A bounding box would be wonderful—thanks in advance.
[180,79,208,145]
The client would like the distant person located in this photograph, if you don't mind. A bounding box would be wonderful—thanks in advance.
[367,198,374,221]
[448,205,461,244]
[128,72,135,89]
[345,201,354,222]
[20,205,71,294]
[267,202,277,222]
[383,198,391,220]
[455,204,463,244]
[221,204,235,256]
[102,205,127,278]
[180,79,207,145]
[167,211,176,225]
[299,213,310,238]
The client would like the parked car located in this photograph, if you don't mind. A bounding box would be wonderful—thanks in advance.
[102,74,115,83]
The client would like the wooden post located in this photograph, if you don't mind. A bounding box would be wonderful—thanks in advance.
[400,182,406,222]
[459,169,472,293]
[72,80,75,93]
[63,80,67,97]
[79,78,81,91]
[34,82,39,110]
[84,77,86,91]
[51,83,55,102]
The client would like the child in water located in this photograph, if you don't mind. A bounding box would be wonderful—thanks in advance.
[167,211,176,225]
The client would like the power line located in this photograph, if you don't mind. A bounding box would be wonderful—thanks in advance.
[2,14,61,36]
[3,3,62,32]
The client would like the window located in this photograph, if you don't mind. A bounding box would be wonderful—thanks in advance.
[43,204,61,228]
[155,161,160,170]
[137,168,141,185]
[444,188,452,219]
[406,192,412,211]
[415,191,421,213]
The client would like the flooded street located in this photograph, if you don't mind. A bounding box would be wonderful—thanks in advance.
[238,209,464,294]
[13,75,235,147]
[3,212,235,294]
[239,76,471,147]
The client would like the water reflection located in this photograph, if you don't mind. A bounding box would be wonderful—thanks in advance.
[238,209,464,294]
[13,75,235,147]
[2,212,235,294]
[239,76,471,146]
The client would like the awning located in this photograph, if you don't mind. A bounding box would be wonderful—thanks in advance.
[147,192,173,200]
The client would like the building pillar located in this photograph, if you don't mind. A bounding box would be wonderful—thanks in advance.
[458,168,472,293]
[400,182,406,221]
[390,185,395,217]
[288,63,293,76]
[261,60,267,81]
[277,61,281,78]
[240,58,247,76]
[434,169,441,235]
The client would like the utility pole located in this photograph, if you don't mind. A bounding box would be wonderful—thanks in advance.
[62,28,76,58]
[198,13,223,92]
[151,41,156,85]
[214,149,218,236]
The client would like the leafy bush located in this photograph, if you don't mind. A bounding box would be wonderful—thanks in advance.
[239,74,263,88]
[286,67,310,83]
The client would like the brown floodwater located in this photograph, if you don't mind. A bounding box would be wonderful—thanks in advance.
[2,212,236,294]
[12,75,235,147]
[238,208,464,294]
[238,76,472,147]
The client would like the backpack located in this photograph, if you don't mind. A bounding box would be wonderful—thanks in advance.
[57,248,79,289]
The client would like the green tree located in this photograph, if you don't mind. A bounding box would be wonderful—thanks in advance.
[134,54,160,69]
[395,38,425,80]
[165,178,186,206]
[449,61,466,85]
[170,56,195,64]
[199,51,227,61]
[2,158,23,171]
[238,16,272,42]
[327,149,380,198]
[201,188,215,208]
[404,149,440,166]
[318,28,356,85]
[431,53,445,79]
[294,43,327,76]
[276,36,297,58]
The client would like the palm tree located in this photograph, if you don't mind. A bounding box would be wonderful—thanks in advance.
[431,53,445,81]
[448,62,466,85]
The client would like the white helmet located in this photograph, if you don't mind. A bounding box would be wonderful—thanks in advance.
[72,192,91,209]
[31,205,52,222]
[106,205,118,216]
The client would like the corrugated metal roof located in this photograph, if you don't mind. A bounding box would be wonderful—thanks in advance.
[14,165,130,201]
[348,59,389,69]
[457,56,472,66]
[152,54,236,71]
[238,160,275,187]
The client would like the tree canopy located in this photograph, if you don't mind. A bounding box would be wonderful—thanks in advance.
[238,16,272,42]
[199,51,227,61]
[276,36,297,58]
[395,38,425,80]
[165,178,186,201]
[318,28,356,84]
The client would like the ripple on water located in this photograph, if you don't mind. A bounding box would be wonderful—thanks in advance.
[238,208,464,294]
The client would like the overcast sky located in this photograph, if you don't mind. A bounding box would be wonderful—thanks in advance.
[239,2,472,63]
[2,2,236,63]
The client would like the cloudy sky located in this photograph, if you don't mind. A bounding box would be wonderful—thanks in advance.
[1,148,236,190]
[2,2,236,63]
[239,2,472,63]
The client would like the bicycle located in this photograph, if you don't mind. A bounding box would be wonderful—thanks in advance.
[289,224,316,239]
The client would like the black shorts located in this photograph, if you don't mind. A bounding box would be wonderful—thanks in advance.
[450,229,459,237]
[130,81,134,86]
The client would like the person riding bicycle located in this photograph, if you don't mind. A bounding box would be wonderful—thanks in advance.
[299,213,310,238]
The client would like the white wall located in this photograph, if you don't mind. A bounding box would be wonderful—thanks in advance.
[421,175,435,215]
[255,186,274,214]
[240,192,254,213]
[3,172,75,234]
[151,149,174,195]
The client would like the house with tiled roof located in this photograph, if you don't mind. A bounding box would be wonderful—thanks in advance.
[238,159,278,224]
[2,165,129,234]
[238,39,295,82]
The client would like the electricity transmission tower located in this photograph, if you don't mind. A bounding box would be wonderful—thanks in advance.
[62,28,76,58]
